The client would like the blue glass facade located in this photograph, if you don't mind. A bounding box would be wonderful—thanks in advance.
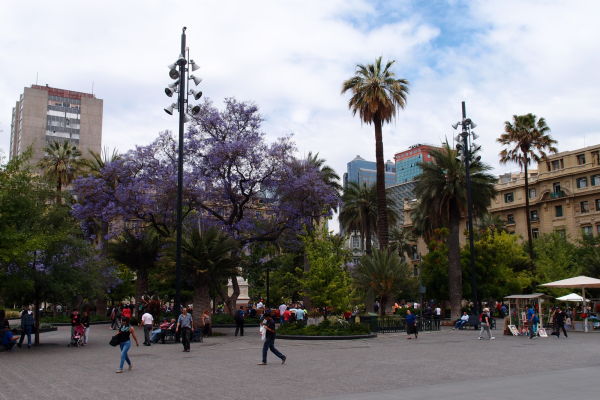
[344,156,396,188]
[395,154,424,183]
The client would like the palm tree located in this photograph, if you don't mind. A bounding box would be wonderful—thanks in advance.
[38,140,83,200]
[389,226,416,261]
[342,57,409,249]
[109,229,162,314]
[476,213,507,238]
[498,114,557,259]
[413,142,496,319]
[82,147,121,176]
[306,152,342,198]
[181,227,239,326]
[353,249,412,316]
[339,182,398,254]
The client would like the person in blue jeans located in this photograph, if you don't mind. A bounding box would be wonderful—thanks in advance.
[18,306,34,349]
[114,318,139,373]
[258,312,286,365]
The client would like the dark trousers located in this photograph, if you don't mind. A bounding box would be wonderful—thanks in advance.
[553,324,568,338]
[18,326,32,347]
[111,318,119,330]
[181,327,191,350]
[262,336,285,363]
[143,324,152,344]
[433,316,440,329]
[4,342,16,351]
[235,321,244,336]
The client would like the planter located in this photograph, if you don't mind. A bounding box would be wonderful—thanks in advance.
[278,333,377,340]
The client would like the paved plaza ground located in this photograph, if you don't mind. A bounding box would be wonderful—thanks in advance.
[1,322,598,400]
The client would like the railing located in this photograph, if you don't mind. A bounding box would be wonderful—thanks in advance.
[549,190,566,199]
[362,316,441,333]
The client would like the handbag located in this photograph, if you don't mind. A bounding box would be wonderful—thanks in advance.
[259,325,266,342]
[109,333,121,346]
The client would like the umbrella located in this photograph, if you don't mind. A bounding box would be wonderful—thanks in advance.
[556,293,590,302]
[540,275,600,332]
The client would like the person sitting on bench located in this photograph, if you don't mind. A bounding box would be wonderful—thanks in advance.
[453,312,470,329]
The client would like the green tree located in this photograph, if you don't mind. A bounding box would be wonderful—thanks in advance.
[300,228,352,313]
[108,229,162,314]
[389,226,416,262]
[181,227,239,324]
[38,140,83,200]
[498,114,557,259]
[342,57,409,249]
[339,182,398,254]
[353,249,413,315]
[413,143,497,319]
[533,233,581,295]
[420,229,450,304]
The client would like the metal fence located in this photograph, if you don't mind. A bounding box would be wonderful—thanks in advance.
[361,316,441,333]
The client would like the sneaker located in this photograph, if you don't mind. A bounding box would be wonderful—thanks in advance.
[490,337,495,340]
[257,362,267,365]
[115,369,123,373]
[281,356,286,365]
[478,337,482,340]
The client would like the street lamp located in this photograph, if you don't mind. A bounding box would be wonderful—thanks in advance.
[453,101,480,317]
[163,27,203,318]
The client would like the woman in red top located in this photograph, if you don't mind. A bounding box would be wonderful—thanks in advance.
[283,308,291,323]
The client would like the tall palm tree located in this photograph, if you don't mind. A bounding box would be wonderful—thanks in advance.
[38,140,83,199]
[476,213,507,238]
[109,229,162,314]
[82,147,121,176]
[389,226,416,262]
[181,227,239,326]
[413,143,496,319]
[306,152,342,197]
[353,249,412,316]
[342,57,409,249]
[339,182,398,254]
[498,114,557,259]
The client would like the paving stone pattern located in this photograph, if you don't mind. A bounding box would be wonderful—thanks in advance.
[1,323,598,400]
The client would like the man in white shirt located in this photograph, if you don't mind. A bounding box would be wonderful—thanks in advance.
[434,306,442,330]
[278,303,287,324]
[141,311,154,346]
[256,300,265,310]
[453,312,470,329]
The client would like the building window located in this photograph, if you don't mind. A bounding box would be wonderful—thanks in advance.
[507,214,515,224]
[596,199,600,211]
[351,236,360,249]
[580,201,590,213]
[592,151,600,165]
[553,182,561,193]
[591,175,600,186]
[555,205,563,217]
[550,159,563,170]
[596,225,600,235]
[504,192,514,203]
[582,225,593,237]
[530,210,539,221]
[532,228,540,239]
[528,188,536,199]
[556,229,566,238]
[576,177,588,189]
[577,154,586,165]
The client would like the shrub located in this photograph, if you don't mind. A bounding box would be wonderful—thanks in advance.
[278,320,370,336]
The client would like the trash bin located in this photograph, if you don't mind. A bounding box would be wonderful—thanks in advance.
[359,315,378,333]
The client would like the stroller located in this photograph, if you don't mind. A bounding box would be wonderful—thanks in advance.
[69,324,85,347]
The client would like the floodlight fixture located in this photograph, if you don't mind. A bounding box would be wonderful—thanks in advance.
[189,59,200,71]
[164,103,177,115]
[189,75,202,86]
[189,89,203,100]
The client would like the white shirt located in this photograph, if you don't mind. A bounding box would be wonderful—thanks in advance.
[257,302,264,309]
[435,307,441,316]
[460,314,469,321]
[141,312,154,325]
[279,304,287,315]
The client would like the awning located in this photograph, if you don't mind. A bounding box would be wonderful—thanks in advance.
[556,293,590,302]
[504,293,552,300]
[540,275,600,288]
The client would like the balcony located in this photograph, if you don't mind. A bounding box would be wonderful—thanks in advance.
[549,190,566,199]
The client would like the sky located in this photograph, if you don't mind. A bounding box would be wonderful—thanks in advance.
[2,0,600,201]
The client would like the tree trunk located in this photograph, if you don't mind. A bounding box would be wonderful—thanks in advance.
[380,295,387,316]
[135,269,149,317]
[373,117,389,249]
[223,274,240,316]
[523,160,534,261]
[447,201,463,320]
[192,279,211,328]
[34,297,41,345]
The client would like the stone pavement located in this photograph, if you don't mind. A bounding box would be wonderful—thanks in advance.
[1,323,599,400]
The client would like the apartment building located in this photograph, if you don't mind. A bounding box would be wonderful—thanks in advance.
[490,145,600,240]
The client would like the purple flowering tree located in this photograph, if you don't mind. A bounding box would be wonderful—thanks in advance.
[72,98,340,314]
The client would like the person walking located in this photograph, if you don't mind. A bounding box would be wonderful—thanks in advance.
[202,310,212,337]
[110,306,120,330]
[551,307,568,338]
[114,318,139,373]
[18,306,34,349]
[258,312,286,365]
[235,306,245,337]
[405,309,418,339]
[176,307,193,352]
[81,310,91,345]
[433,305,442,330]
[141,311,154,346]
[528,307,539,339]
[478,308,495,340]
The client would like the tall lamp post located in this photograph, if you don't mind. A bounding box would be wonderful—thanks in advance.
[163,27,203,317]
[453,101,480,317]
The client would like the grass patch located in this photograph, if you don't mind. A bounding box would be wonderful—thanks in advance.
[212,313,260,325]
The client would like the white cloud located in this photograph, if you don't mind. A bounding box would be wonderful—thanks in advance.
[2,0,600,233]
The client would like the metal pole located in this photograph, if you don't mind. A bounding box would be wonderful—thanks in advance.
[266,266,270,309]
[175,27,187,318]
[462,101,479,317]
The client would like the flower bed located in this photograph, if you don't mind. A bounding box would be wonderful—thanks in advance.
[278,319,371,337]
